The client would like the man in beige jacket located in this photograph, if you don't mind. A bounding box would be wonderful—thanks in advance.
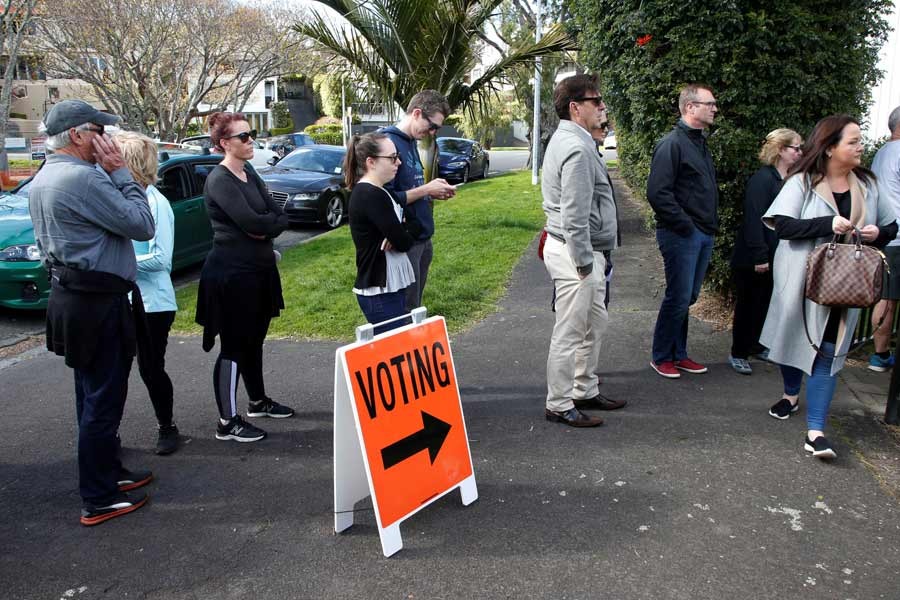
[541,74,625,427]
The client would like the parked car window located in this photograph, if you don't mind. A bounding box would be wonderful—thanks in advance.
[437,139,472,154]
[191,163,218,195]
[157,166,190,202]
[278,148,343,174]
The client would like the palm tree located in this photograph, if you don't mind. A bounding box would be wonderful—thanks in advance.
[295,0,577,177]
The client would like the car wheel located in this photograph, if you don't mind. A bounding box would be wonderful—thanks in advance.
[462,165,469,184]
[481,161,489,179]
[324,195,345,229]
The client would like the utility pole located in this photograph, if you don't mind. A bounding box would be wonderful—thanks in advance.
[341,78,348,147]
[531,0,542,185]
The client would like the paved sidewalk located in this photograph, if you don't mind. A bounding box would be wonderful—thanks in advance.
[1,176,899,600]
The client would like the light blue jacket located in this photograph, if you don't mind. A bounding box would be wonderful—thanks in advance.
[133,185,177,313]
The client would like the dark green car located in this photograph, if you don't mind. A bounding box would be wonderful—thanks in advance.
[0,151,222,310]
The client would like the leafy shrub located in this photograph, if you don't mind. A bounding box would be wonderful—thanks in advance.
[569,0,890,294]
[269,101,293,130]
[304,123,344,145]
[270,126,294,136]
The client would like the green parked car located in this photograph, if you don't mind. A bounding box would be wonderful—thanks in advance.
[0,151,223,310]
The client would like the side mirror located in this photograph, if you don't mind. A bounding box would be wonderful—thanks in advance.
[267,156,280,166]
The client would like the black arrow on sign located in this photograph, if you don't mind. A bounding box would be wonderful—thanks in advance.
[380,411,452,470]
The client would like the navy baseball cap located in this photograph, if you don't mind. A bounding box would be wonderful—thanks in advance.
[42,100,121,136]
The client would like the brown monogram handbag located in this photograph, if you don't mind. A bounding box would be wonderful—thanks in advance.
[803,228,889,357]
[805,230,887,308]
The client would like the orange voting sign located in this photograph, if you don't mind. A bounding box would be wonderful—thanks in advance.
[333,313,477,556]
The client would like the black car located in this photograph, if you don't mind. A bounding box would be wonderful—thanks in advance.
[257,145,349,229]
[437,137,489,183]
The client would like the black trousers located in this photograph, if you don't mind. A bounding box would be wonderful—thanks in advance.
[74,301,131,505]
[213,315,271,419]
[137,311,176,427]
[731,268,774,358]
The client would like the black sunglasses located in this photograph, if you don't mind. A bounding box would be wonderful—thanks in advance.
[573,96,603,106]
[226,129,257,143]
[423,114,441,132]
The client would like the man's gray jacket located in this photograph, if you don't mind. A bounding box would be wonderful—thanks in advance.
[542,119,617,274]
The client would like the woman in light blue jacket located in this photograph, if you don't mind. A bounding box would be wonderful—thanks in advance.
[117,132,180,456]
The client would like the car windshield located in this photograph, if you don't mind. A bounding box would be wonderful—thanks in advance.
[278,148,343,174]
[438,139,472,154]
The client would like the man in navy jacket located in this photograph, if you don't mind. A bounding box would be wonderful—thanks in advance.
[647,84,720,379]
[382,90,457,310]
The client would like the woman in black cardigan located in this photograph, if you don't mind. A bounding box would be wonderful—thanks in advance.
[345,132,419,334]
[195,112,291,443]
[729,128,803,374]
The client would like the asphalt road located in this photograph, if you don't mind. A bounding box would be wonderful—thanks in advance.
[2,175,898,599]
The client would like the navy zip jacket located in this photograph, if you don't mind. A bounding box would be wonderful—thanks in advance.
[381,125,434,241]
[647,120,719,236]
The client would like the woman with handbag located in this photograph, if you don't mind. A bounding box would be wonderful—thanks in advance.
[760,115,897,459]
[729,129,803,374]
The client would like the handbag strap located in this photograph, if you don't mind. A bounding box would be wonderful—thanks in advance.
[802,303,888,360]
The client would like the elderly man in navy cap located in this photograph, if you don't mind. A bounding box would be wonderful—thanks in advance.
[29,100,157,526]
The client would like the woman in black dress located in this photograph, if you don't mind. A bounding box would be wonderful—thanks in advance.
[195,112,291,443]
[344,132,419,334]
[729,128,802,375]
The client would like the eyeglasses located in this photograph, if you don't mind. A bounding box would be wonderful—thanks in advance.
[573,96,603,106]
[422,114,441,132]
[785,145,802,151]
[225,129,257,143]
[79,125,104,135]
[691,101,718,108]
[374,154,401,163]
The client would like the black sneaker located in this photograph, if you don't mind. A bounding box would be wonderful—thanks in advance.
[155,424,180,456]
[247,397,294,419]
[216,416,266,442]
[804,435,837,459]
[768,398,799,420]
[81,492,148,526]
[117,468,153,492]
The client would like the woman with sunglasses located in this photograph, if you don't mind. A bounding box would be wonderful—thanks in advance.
[195,112,292,443]
[345,132,420,334]
[728,129,803,375]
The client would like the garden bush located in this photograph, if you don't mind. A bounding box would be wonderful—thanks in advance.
[304,123,344,145]
[569,0,890,294]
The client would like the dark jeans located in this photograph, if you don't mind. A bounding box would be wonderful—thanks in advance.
[74,301,132,505]
[652,226,714,363]
[357,290,407,335]
[137,311,176,426]
[404,239,433,309]
[779,342,837,431]
[730,268,773,358]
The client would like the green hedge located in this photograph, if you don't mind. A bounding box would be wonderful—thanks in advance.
[269,126,294,136]
[304,123,344,146]
[569,0,890,294]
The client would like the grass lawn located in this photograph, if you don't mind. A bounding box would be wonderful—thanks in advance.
[172,171,544,340]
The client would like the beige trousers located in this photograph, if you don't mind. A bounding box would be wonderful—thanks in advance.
[543,236,608,412]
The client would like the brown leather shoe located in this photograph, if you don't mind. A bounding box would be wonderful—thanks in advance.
[574,393,626,411]
[545,408,604,427]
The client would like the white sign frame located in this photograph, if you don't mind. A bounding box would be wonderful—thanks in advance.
[333,311,478,557]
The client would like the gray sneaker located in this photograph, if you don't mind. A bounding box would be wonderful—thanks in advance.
[729,355,752,375]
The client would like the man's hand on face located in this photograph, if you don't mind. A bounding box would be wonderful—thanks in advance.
[92,134,127,174]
